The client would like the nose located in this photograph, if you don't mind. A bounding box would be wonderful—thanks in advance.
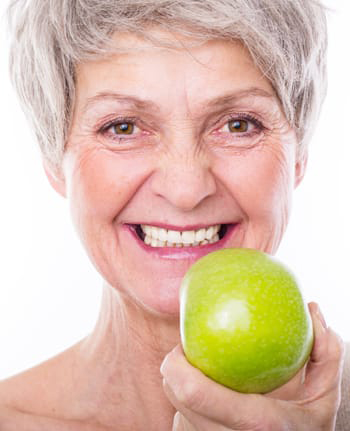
[150,150,217,212]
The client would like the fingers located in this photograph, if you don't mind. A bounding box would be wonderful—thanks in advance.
[310,302,344,366]
[168,388,229,431]
[172,412,198,431]
[163,305,344,431]
[304,302,344,400]
[268,302,344,406]
[267,363,306,400]
[161,345,280,430]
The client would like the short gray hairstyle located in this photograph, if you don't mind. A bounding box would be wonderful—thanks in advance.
[8,0,327,168]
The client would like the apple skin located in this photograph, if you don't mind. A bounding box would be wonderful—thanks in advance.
[180,248,313,394]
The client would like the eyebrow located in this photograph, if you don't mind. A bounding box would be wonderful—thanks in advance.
[82,87,275,115]
[82,92,160,115]
[205,87,275,109]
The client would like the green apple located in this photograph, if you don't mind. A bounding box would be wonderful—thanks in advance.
[180,248,313,393]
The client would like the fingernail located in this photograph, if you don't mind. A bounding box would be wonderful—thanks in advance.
[316,305,327,330]
[160,354,169,377]
[173,411,181,428]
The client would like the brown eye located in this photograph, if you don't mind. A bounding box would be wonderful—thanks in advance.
[228,119,249,133]
[113,122,134,135]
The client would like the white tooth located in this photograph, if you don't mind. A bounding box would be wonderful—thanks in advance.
[195,228,206,242]
[143,225,152,236]
[151,238,158,247]
[167,230,181,243]
[158,228,168,242]
[205,226,215,240]
[150,226,159,239]
[209,234,220,244]
[181,230,195,244]
[143,225,221,246]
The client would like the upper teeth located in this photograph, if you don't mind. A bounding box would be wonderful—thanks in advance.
[141,224,221,247]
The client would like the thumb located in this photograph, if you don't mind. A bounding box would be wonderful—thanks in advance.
[173,412,197,431]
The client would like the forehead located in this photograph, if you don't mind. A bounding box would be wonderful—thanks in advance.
[74,30,276,115]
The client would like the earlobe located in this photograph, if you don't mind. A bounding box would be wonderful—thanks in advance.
[43,159,67,198]
[294,151,308,189]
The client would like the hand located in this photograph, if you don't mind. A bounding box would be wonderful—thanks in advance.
[161,303,344,431]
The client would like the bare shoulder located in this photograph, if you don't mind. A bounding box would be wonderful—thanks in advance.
[0,364,62,430]
[0,342,94,430]
[0,345,73,412]
[0,404,94,431]
[0,404,108,431]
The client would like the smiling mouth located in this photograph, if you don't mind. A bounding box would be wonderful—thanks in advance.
[133,224,229,248]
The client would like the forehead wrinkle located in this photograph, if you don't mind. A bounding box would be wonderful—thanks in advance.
[79,87,278,128]
[166,86,278,122]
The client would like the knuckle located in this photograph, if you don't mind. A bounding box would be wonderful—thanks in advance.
[178,379,207,412]
[246,414,278,431]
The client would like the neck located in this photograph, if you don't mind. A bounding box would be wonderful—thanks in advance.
[75,284,180,430]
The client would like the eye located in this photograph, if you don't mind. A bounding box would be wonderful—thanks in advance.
[211,114,265,148]
[215,115,264,137]
[99,118,143,141]
[227,119,249,133]
[112,121,135,135]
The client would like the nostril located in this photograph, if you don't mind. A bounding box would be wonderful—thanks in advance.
[150,163,217,212]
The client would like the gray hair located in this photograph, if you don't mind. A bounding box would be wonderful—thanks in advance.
[8,0,327,169]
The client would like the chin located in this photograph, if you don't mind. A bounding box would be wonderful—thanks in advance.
[110,275,183,320]
[137,281,182,319]
[140,297,181,320]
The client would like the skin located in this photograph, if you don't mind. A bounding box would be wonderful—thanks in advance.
[0,31,344,430]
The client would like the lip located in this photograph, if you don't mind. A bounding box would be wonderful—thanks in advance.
[123,223,240,260]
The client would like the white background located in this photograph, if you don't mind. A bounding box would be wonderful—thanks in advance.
[0,1,349,379]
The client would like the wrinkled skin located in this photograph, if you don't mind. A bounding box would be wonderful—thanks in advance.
[57,33,302,317]
[0,30,343,431]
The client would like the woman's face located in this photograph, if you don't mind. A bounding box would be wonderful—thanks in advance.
[57,31,304,317]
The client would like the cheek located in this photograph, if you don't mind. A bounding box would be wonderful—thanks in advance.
[62,148,156,289]
[65,149,152,222]
[216,143,296,220]
[250,148,295,214]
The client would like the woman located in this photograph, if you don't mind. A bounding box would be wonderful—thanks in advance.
[1,0,348,429]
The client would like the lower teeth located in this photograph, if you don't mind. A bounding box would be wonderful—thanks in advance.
[143,234,219,248]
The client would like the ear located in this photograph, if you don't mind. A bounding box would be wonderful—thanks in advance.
[294,150,308,189]
[43,159,67,198]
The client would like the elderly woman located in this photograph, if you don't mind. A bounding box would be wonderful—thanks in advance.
[1,0,349,429]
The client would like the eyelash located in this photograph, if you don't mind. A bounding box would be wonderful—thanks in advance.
[98,116,141,138]
[216,113,265,136]
[97,113,265,141]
